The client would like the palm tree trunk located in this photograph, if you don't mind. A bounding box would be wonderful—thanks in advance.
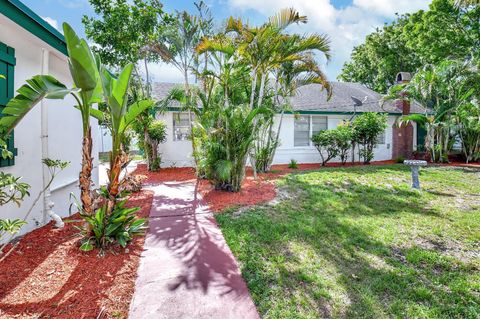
[249,68,257,110]
[79,126,93,215]
[183,70,199,169]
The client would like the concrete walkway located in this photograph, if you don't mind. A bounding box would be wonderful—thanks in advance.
[129,181,259,319]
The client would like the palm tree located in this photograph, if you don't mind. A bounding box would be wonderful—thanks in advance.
[384,60,478,163]
[257,56,332,172]
[197,8,331,174]
[146,10,207,168]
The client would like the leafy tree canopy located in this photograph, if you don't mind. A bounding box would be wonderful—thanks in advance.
[83,0,173,68]
[339,0,480,93]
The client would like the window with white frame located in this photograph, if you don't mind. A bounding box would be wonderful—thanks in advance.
[312,116,328,136]
[294,115,328,147]
[173,112,192,141]
[294,115,310,146]
[376,130,386,145]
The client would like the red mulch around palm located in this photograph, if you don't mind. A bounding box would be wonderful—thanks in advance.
[133,160,399,213]
[0,190,154,319]
[134,159,480,213]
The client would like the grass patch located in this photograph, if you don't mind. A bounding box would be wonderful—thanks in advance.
[216,165,480,319]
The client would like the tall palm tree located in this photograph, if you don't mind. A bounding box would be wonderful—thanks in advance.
[197,8,331,174]
[146,11,206,168]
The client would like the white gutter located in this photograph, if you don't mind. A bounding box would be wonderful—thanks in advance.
[40,48,64,228]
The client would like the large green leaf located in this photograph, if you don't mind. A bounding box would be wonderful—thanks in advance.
[120,99,154,133]
[100,63,134,133]
[63,23,102,104]
[0,75,72,137]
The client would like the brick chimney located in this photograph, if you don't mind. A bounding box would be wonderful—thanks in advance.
[392,72,414,160]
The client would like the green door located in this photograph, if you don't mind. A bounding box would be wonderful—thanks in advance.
[416,125,427,152]
[0,41,16,167]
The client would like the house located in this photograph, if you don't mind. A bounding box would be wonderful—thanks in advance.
[0,0,100,237]
[152,77,426,168]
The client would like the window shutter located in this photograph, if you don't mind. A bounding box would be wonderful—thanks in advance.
[0,42,17,167]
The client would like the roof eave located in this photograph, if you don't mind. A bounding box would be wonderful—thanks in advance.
[0,0,67,55]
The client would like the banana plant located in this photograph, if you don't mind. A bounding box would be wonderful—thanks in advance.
[0,23,102,216]
[95,63,153,209]
[63,22,102,215]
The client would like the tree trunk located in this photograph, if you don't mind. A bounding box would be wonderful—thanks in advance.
[107,150,127,214]
[79,126,93,215]
[144,58,150,98]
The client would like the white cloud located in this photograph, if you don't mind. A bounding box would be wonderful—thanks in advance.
[42,16,59,30]
[227,0,431,79]
[140,62,194,84]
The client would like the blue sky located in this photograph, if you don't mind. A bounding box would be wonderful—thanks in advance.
[22,0,431,83]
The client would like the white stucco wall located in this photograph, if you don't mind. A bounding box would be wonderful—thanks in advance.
[156,111,414,168]
[272,114,398,164]
[0,15,99,238]
[157,112,195,167]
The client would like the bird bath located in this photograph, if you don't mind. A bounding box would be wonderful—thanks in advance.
[404,160,427,189]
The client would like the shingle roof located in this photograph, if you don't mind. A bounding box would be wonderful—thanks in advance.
[152,81,427,114]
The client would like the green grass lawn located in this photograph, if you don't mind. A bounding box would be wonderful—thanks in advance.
[216,165,480,319]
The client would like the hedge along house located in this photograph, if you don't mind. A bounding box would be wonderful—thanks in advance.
[0,0,100,238]
[152,76,427,168]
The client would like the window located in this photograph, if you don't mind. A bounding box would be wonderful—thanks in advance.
[312,116,328,136]
[294,115,310,146]
[294,115,328,147]
[377,130,386,145]
[173,112,192,141]
[0,42,16,167]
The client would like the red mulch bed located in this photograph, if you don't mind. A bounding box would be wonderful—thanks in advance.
[133,159,480,213]
[0,190,154,319]
[132,160,400,213]
[197,178,277,212]
[133,164,196,183]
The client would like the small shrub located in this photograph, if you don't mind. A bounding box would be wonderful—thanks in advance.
[79,199,147,252]
[288,159,298,169]
[352,112,388,164]
[312,130,339,166]
[395,156,406,163]
[335,123,353,164]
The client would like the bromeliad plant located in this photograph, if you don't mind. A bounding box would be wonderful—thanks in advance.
[78,197,147,252]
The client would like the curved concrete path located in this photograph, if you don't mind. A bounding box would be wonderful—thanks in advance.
[129,181,260,319]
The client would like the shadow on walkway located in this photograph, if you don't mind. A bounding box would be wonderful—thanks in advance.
[129,181,259,319]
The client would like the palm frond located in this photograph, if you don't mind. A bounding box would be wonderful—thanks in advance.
[268,8,307,30]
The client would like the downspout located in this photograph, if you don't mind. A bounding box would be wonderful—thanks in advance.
[40,49,64,228]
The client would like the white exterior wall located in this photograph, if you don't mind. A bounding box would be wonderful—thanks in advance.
[156,111,413,168]
[157,112,195,167]
[0,15,99,238]
[272,114,398,164]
